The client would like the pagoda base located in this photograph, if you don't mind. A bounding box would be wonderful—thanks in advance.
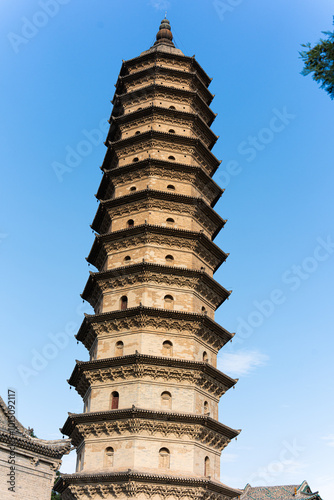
[55,471,241,500]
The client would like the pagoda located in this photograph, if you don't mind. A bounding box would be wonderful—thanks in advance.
[56,18,241,500]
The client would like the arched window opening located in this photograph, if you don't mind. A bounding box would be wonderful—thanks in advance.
[169,105,176,110]
[110,391,119,410]
[166,218,175,226]
[161,391,172,409]
[130,186,137,192]
[168,155,176,161]
[169,129,175,134]
[104,447,114,467]
[137,107,142,111]
[165,255,174,264]
[120,296,128,311]
[159,448,170,468]
[127,219,134,228]
[164,295,174,310]
[124,255,131,264]
[204,401,209,415]
[167,184,175,190]
[204,456,210,477]
[115,341,124,356]
[133,157,139,162]
[135,131,141,135]
[162,340,173,356]
[203,351,208,362]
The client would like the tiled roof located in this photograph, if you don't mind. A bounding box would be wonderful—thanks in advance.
[240,483,322,500]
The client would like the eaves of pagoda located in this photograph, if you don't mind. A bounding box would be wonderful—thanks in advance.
[61,408,240,442]
[75,307,235,351]
[108,106,218,149]
[91,189,226,237]
[68,353,238,397]
[112,84,216,126]
[97,159,223,206]
[115,66,214,105]
[119,51,213,88]
[55,472,241,499]
[81,262,232,309]
[87,224,228,272]
[105,129,221,171]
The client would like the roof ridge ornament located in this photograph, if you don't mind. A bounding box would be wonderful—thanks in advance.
[154,17,174,47]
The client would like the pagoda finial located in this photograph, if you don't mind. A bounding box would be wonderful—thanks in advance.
[154,16,174,47]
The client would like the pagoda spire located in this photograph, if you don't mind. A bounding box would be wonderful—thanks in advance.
[154,16,174,46]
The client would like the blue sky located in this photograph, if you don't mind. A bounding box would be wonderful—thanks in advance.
[0,0,333,497]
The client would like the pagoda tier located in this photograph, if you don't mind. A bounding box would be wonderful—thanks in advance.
[91,189,226,237]
[56,17,241,500]
[106,106,218,149]
[87,225,228,274]
[56,471,240,500]
[97,159,223,208]
[119,48,212,87]
[114,65,214,105]
[75,307,235,355]
[68,354,237,399]
[111,85,216,126]
[62,408,239,454]
[101,130,221,174]
[81,262,231,317]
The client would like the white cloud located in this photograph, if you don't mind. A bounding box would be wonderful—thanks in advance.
[321,434,334,447]
[149,0,171,11]
[217,350,269,377]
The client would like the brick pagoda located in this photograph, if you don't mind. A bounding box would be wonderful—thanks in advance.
[56,17,241,500]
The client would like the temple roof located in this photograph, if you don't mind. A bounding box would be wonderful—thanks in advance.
[240,482,322,500]
[0,396,71,458]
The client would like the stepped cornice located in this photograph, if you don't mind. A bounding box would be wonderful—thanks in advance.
[76,307,235,351]
[61,407,240,442]
[55,471,241,499]
[108,105,218,149]
[108,130,221,166]
[81,262,231,310]
[87,224,228,272]
[98,159,223,206]
[91,189,225,237]
[120,51,212,88]
[115,66,214,105]
[112,84,216,126]
[102,130,221,176]
[68,353,238,398]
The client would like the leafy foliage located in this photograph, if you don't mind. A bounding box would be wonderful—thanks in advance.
[300,17,334,99]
